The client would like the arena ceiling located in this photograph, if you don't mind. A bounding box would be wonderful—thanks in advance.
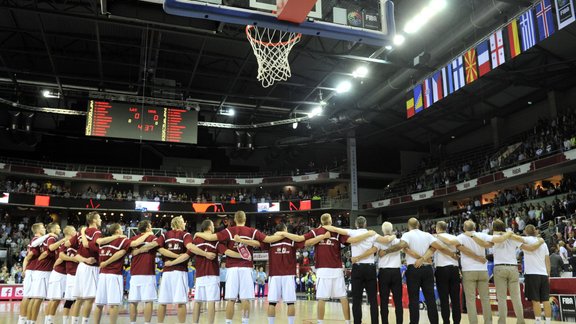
[0,0,575,156]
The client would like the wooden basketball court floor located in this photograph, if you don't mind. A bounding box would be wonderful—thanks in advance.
[0,299,570,323]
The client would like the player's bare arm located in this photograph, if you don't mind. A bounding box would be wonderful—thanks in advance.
[186,243,216,260]
[351,246,378,264]
[347,230,376,244]
[304,231,331,246]
[99,249,127,268]
[520,238,545,252]
[456,244,487,263]
[96,234,126,246]
[233,235,261,248]
[129,232,153,247]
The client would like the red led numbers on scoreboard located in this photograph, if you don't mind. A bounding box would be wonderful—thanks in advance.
[86,100,197,144]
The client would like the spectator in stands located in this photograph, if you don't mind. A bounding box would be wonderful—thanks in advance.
[549,247,564,277]
[0,265,9,283]
[559,241,570,271]
[565,220,574,241]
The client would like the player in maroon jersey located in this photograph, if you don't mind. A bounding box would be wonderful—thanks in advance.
[133,216,216,324]
[194,210,284,324]
[29,222,66,324]
[19,223,52,324]
[44,226,78,324]
[58,226,80,324]
[126,220,158,324]
[165,219,244,324]
[302,213,376,324]
[237,223,329,324]
[93,223,131,324]
[71,211,124,324]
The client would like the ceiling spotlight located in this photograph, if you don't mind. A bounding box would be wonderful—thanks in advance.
[352,66,369,78]
[42,89,60,99]
[431,0,447,10]
[335,81,352,94]
[308,106,323,118]
[319,100,327,106]
[385,45,393,50]
[218,107,235,116]
[292,122,298,129]
[393,34,406,46]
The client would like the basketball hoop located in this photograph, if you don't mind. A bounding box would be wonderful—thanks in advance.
[246,25,302,88]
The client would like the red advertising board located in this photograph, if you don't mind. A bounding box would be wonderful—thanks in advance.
[0,285,24,300]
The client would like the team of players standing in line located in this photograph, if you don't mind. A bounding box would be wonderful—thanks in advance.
[16,210,555,324]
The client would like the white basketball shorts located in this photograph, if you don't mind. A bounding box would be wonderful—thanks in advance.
[46,271,67,300]
[268,275,297,303]
[128,275,157,302]
[194,275,220,302]
[157,271,188,304]
[73,262,99,299]
[316,273,347,300]
[64,274,76,300]
[95,273,124,305]
[23,270,34,298]
[225,267,255,301]
[29,271,51,299]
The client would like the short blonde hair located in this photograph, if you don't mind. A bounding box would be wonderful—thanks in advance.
[108,223,122,235]
[86,211,100,225]
[63,226,76,237]
[46,222,60,233]
[463,220,476,232]
[234,211,246,224]
[320,213,332,226]
[171,216,185,230]
[381,222,393,235]
[31,223,44,234]
[408,217,419,229]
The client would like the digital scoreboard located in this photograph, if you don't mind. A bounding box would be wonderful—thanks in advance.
[85,100,198,144]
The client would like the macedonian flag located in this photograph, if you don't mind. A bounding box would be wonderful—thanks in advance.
[464,48,478,84]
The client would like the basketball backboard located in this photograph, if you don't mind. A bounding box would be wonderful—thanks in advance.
[163,0,395,46]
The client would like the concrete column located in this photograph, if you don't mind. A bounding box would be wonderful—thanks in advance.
[547,90,559,118]
[347,131,359,227]
[491,117,502,148]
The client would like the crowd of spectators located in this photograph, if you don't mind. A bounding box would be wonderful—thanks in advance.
[1,178,339,204]
[0,210,36,284]
[382,111,576,199]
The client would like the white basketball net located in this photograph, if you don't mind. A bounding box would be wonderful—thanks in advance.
[246,25,302,88]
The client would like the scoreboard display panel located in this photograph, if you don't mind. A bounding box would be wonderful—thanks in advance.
[85,100,198,144]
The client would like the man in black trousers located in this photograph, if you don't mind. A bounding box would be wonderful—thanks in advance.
[435,221,461,324]
[382,218,457,324]
[325,216,393,324]
[375,221,403,324]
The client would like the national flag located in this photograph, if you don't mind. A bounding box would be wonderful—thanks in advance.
[431,71,443,103]
[464,48,478,84]
[490,29,506,69]
[414,84,423,114]
[452,56,465,92]
[535,0,555,41]
[477,40,491,77]
[506,19,522,59]
[519,10,537,51]
[406,97,415,118]
[423,78,432,109]
[442,65,454,97]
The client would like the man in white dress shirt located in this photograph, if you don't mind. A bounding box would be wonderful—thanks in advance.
[323,216,396,324]
[434,221,461,324]
[374,222,403,324]
[436,220,491,324]
[381,218,457,324]
[468,219,544,324]
[521,225,551,324]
